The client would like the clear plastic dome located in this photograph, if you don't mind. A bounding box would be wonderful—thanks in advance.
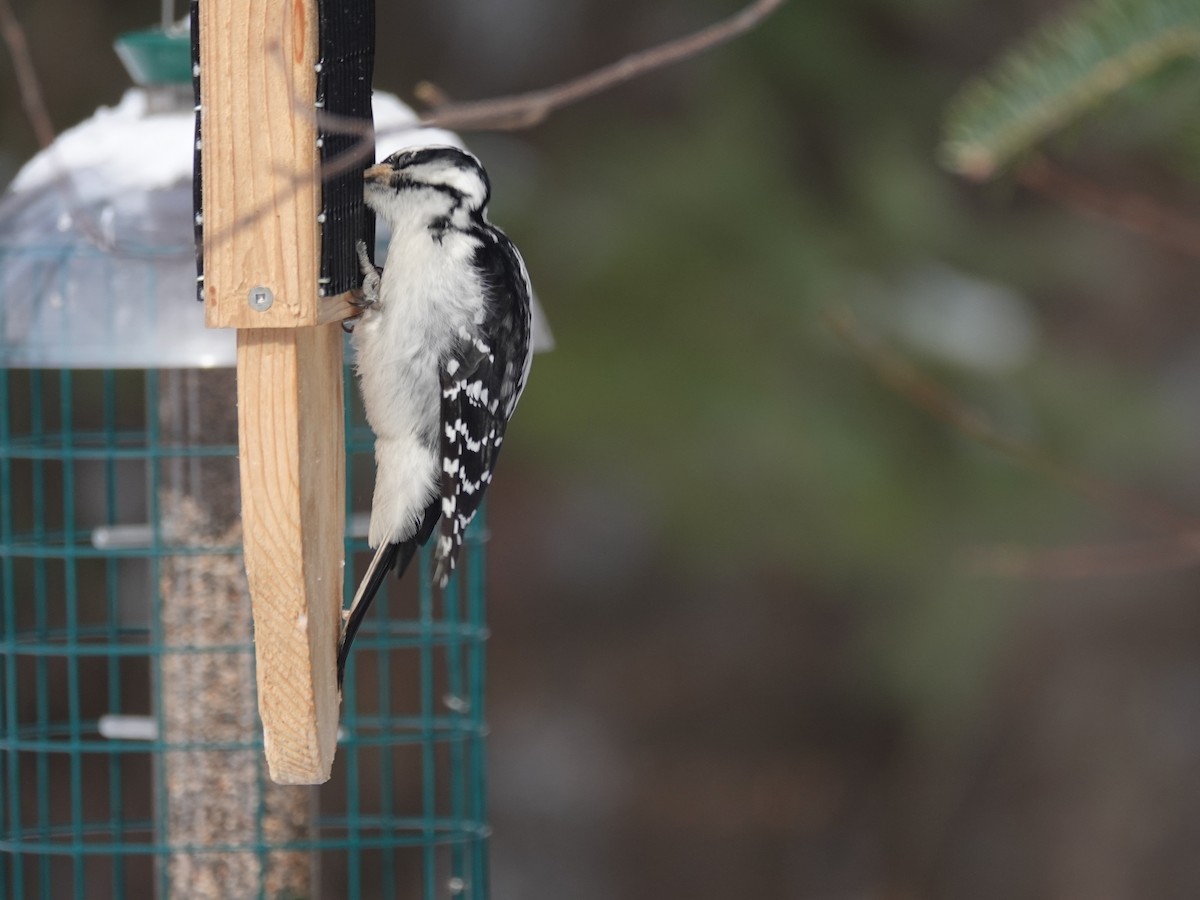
[0,90,226,368]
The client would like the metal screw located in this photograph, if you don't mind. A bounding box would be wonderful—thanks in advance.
[248,286,274,311]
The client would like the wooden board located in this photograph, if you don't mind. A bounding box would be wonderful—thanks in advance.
[237,327,344,783]
[198,0,350,783]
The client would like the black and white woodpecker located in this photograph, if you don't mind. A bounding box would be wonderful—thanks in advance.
[338,146,533,684]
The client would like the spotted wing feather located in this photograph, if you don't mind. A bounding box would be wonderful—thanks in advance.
[433,229,532,586]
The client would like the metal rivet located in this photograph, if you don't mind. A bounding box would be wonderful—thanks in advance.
[248,286,274,311]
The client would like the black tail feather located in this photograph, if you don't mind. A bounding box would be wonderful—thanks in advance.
[338,498,442,687]
[337,540,401,686]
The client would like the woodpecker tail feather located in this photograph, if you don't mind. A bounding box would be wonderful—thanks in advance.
[338,499,442,686]
[338,540,402,686]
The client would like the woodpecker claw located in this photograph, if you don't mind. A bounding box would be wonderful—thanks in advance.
[354,239,383,310]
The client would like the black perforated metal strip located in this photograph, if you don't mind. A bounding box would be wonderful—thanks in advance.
[190,0,203,301]
[317,0,377,296]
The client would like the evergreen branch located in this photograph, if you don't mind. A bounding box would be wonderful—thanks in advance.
[941,0,1200,180]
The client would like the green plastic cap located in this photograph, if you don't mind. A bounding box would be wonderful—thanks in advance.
[114,27,192,86]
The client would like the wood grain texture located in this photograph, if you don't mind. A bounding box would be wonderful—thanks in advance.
[200,0,327,329]
[200,0,352,784]
[237,326,344,783]
[318,292,359,326]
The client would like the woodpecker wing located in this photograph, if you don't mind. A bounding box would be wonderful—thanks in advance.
[433,228,532,585]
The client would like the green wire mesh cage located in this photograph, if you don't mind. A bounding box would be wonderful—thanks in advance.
[0,340,490,896]
[0,49,496,893]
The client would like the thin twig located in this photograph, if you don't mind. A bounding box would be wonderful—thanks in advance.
[0,0,131,255]
[319,0,788,140]
[965,535,1200,579]
[0,0,55,149]
[1017,155,1200,261]
[418,0,789,131]
[209,0,788,254]
[822,307,1199,536]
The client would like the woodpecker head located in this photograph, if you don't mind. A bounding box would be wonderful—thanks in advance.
[363,146,491,228]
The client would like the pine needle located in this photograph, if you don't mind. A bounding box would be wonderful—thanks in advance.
[941,0,1200,180]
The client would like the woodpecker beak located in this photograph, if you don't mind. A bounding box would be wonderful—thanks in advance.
[364,164,391,184]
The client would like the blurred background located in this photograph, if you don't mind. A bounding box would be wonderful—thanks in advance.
[4,0,1200,897]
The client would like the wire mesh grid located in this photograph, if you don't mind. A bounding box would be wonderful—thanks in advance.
[0,366,490,899]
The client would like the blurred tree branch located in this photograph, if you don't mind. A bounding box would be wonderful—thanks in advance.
[416,0,788,131]
[316,0,788,148]
[941,0,1200,179]
[0,0,54,149]
[822,308,1198,537]
[964,536,1200,578]
[942,1,1200,260]
[253,0,789,247]
[1017,155,1200,261]
[0,0,120,251]
[824,309,1200,578]
[934,2,1200,577]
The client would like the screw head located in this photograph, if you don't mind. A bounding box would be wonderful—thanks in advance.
[248,286,274,311]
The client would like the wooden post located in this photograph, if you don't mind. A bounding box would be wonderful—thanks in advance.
[198,0,354,783]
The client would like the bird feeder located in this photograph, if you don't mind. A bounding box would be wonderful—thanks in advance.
[1,12,503,893]
[193,0,373,783]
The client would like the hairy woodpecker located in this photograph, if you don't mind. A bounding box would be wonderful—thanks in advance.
[338,146,533,684]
